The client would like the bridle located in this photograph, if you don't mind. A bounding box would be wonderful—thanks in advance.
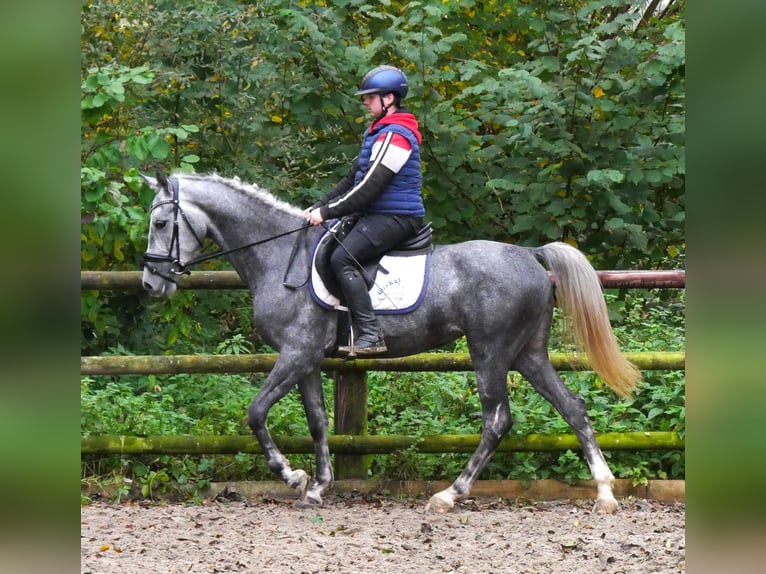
[142,177,204,283]
[142,176,311,284]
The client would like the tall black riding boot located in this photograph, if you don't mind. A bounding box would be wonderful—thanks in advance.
[336,269,387,356]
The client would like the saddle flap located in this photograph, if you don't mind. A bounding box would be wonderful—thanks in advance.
[309,221,432,315]
[313,219,432,298]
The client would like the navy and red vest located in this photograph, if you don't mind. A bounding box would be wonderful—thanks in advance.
[356,115,425,218]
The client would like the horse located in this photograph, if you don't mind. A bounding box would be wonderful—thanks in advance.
[140,170,641,513]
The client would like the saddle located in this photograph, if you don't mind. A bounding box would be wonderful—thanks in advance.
[311,216,433,313]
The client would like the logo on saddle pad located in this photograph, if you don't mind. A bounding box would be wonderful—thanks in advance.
[309,219,433,315]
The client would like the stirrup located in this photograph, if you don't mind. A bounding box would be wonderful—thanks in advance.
[338,337,387,357]
[338,344,387,357]
[354,341,387,356]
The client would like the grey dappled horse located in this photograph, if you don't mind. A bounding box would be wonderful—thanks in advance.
[141,171,641,513]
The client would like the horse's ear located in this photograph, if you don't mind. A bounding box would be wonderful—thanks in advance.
[155,168,170,190]
[139,172,157,191]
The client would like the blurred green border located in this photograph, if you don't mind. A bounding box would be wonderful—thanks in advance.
[0,2,81,573]
[688,0,766,571]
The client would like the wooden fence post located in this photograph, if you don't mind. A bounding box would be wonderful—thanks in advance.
[333,370,369,479]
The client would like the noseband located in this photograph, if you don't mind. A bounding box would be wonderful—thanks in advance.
[142,177,204,283]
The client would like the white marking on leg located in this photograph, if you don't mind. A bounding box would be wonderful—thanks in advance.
[285,469,309,500]
[585,445,618,513]
[306,482,326,506]
[491,403,502,430]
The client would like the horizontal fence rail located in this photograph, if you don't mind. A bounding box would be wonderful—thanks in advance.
[81,352,685,376]
[81,269,685,290]
[81,431,684,456]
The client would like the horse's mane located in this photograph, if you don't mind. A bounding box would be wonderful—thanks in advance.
[178,172,303,217]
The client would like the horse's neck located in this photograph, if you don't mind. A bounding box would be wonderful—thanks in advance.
[187,178,301,278]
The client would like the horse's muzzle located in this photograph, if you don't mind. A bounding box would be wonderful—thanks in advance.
[141,260,180,297]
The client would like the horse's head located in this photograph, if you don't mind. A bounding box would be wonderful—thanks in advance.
[141,170,205,297]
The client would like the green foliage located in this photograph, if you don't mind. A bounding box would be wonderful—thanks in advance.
[81,377,196,436]
[81,334,333,499]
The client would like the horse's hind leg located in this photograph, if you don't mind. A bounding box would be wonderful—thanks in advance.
[426,358,513,513]
[296,371,333,506]
[516,341,619,513]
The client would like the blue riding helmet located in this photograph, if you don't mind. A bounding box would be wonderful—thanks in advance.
[354,65,409,100]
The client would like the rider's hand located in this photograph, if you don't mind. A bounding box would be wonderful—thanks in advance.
[307,209,324,226]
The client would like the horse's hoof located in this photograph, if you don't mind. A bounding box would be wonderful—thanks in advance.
[293,497,321,510]
[293,489,323,509]
[286,469,309,498]
[425,492,454,514]
[308,488,324,504]
[594,496,619,514]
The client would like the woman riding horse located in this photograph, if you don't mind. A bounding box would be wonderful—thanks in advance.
[302,65,425,356]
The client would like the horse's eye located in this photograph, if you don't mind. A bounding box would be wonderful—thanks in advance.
[154,220,168,230]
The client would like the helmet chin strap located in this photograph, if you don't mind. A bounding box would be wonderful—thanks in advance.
[377,93,392,119]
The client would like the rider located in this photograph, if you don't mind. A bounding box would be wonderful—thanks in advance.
[303,65,425,355]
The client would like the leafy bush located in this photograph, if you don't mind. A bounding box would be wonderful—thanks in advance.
[81,335,332,499]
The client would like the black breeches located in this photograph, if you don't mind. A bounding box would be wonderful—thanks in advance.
[329,213,421,276]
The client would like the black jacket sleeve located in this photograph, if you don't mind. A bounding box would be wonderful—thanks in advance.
[318,160,395,220]
[311,160,359,210]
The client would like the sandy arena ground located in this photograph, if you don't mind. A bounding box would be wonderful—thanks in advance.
[81,492,684,573]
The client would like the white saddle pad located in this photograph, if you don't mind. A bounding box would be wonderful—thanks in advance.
[309,251,430,315]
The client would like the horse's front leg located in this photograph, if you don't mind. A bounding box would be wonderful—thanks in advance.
[247,353,323,505]
[296,371,333,506]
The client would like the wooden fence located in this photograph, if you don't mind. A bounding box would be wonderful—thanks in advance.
[81,270,685,479]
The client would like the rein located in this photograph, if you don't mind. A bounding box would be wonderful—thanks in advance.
[143,176,312,282]
[183,223,312,268]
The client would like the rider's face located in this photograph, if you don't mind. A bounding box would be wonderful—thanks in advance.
[362,93,393,118]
